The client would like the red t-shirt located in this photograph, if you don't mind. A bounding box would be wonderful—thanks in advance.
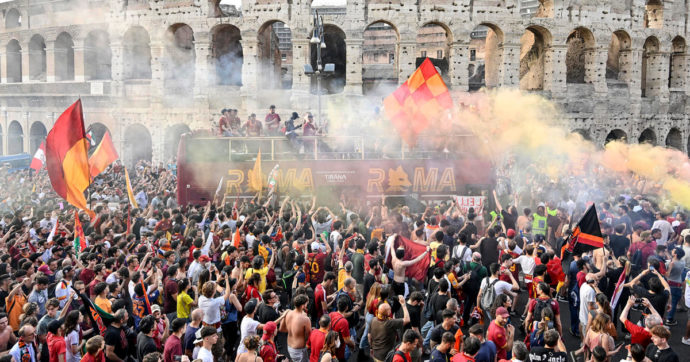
[308,252,327,284]
[527,297,560,317]
[218,116,229,134]
[81,351,105,362]
[329,312,350,361]
[624,320,652,348]
[576,271,587,288]
[307,329,327,362]
[314,284,326,319]
[487,320,508,360]
[259,339,277,362]
[80,268,95,285]
[392,350,412,362]
[48,332,67,362]
[451,353,476,362]
[530,276,544,299]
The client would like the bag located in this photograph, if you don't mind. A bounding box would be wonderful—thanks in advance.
[630,248,643,272]
[529,328,545,349]
[453,245,470,261]
[532,298,552,323]
[479,277,499,311]
[423,283,439,320]
[384,345,407,362]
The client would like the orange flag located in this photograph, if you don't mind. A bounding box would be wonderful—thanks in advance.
[383,58,454,146]
[88,131,119,179]
[45,100,94,217]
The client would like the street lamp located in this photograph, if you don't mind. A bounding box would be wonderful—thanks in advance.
[303,10,334,128]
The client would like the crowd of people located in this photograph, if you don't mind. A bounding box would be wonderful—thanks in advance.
[216,106,323,139]
[0,157,687,362]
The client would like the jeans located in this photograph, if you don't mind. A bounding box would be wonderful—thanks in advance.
[359,313,374,349]
[423,323,435,349]
[345,327,356,361]
[668,286,683,321]
[568,288,580,336]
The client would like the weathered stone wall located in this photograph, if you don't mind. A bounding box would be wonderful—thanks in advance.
[0,0,689,164]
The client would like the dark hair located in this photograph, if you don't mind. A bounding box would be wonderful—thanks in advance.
[293,294,309,308]
[439,279,449,293]
[629,344,645,362]
[318,315,331,328]
[489,263,500,275]
[463,336,481,355]
[138,315,156,334]
[544,329,559,347]
[402,329,420,344]
[441,331,455,344]
[591,346,607,362]
[337,297,349,312]
[171,318,186,334]
[442,309,455,320]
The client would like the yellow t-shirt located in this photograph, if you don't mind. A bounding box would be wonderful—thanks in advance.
[177,291,194,319]
[338,268,347,291]
[95,295,112,314]
[245,267,269,293]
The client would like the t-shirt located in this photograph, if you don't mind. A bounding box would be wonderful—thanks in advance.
[199,296,225,328]
[645,345,680,362]
[527,297,560,319]
[579,282,596,325]
[633,286,670,320]
[163,334,183,362]
[237,316,260,354]
[314,284,326,319]
[429,293,450,325]
[609,234,630,258]
[430,324,459,345]
[351,252,365,283]
[65,329,80,362]
[392,350,412,362]
[95,296,112,314]
[487,321,508,360]
[245,267,269,293]
[406,303,422,330]
[480,277,513,297]
[177,291,194,319]
[183,325,200,352]
[475,341,496,362]
[6,294,26,331]
[136,333,158,362]
[369,318,405,360]
[430,349,450,362]
[329,312,349,360]
[651,219,673,245]
[164,278,179,314]
[308,252,328,284]
[528,347,567,362]
[307,329,326,362]
[685,270,690,308]
[104,325,128,361]
[479,237,499,267]
[198,347,214,362]
[624,320,652,348]
[47,332,66,362]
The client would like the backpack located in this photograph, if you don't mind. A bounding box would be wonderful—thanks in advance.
[423,285,438,320]
[479,277,499,310]
[453,245,470,261]
[532,298,552,323]
[630,248,643,272]
[384,345,408,362]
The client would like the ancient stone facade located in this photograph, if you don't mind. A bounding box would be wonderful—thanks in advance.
[1,0,690,164]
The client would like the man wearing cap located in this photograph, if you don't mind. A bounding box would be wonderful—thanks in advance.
[487,307,514,360]
[46,319,65,362]
[264,105,281,136]
[259,321,278,362]
[196,326,219,362]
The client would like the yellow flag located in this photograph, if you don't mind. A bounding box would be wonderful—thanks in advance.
[248,149,263,192]
[125,167,138,208]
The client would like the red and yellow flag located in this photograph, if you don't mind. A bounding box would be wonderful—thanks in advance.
[88,131,119,179]
[45,100,94,217]
[124,167,138,208]
[73,210,87,254]
[383,58,454,146]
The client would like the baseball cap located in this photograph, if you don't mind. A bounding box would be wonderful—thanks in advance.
[495,307,510,318]
[311,241,322,252]
[151,304,161,313]
[263,321,277,339]
[681,229,690,238]
[222,240,231,249]
[38,265,52,275]
[245,299,258,315]
[506,229,516,238]
[537,202,546,208]
[199,255,211,263]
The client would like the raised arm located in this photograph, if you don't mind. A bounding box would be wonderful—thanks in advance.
[399,246,430,267]
[493,190,503,213]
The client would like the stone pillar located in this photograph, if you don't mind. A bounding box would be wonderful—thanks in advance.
[588,46,609,95]
[547,44,567,96]
[110,39,124,96]
[20,41,30,83]
[73,38,86,82]
[500,43,521,87]
[681,54,690,95]
[0,51,6,83]
[645,51,670,102]
[449,41,469,91]
[45,40,55,83]
[193,32,211,98]
[398,40,416,84]
[290,37,311,107]
[627,49,642,98]
[149,41,165,100]
[344,38,363,96]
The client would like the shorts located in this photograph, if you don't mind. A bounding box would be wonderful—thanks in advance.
[392,280,406,297]
[288,346,308,362]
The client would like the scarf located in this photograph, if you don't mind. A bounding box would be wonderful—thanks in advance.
[17,340,33,362]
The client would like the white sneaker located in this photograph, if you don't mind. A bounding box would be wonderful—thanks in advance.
[682,337,690,345]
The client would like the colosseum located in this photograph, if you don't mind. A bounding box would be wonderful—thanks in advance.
[0,0,688,164]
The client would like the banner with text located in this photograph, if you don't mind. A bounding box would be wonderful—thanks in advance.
[454,195,486,214]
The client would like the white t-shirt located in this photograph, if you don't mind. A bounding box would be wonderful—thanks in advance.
[199,296,225,329]
[579,282,596,325]
[237,316,260,354]
[685,271,690,308]
[198,347,214,362]
[453,245,472,263]
[65,329,81,362]
[651,219,673,245]
[480,277,513,296]
[513,255,536,277]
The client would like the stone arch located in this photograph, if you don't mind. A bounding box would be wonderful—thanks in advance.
[638,127,657,145]
[85,122,110,152]
[84,30,112,80]
[606,30,632,84]
[123,26,152,80]
[55,32,75,81]
[164,123,191,161]
[123,124,152,166]
[605,129,627,144]
[0,125,4,156]
[469,23,504,91]
[536,0,554,18]
[4,8,20,29]
[641,36,661,97]
[165,23,196,93]
[8,121,23,154]
[258,20,292,89]
[666,127,682,150]
[520,26,552,91]
[310,24,346,94]
[571,128,592,141]
[6,39,22,83]
[362,20,399,95]
[645,0,663,29]
[669,36,686,89]
[565,27,595,84]
[29,34,46,81]
[29,121,46,154]
[416,22,451,85]
[211,24,242,86]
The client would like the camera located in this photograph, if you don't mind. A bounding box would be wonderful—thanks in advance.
[174,357,182,362]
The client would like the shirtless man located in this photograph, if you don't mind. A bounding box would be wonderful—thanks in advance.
[0,313,16,355]
[280,294,311,362]
[389,234,430,296]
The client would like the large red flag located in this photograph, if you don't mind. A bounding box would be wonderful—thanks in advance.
[383,58,454,147]
[386,234,431,281]
[30,141,46,172]
[45,100,94,217]
[88,131,119,179]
